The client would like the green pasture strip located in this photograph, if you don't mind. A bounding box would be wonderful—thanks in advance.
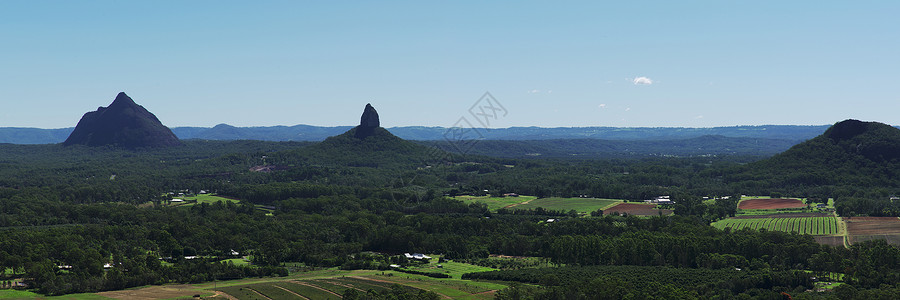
[511,197,623,214]
[455,195,537,211]
[332,276,398,291]
[215,285,268,300]
[0,290,113,300]
[306,279,354,294]
[403,257,498,279]
[220,258,252,266]
[275,281,341,299]
[364,272,507,297]
[170,194,239,207]
[248,283,303,299]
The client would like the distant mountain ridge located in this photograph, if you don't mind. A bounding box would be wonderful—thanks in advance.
[422,135,801,158]
[1,124,836,144]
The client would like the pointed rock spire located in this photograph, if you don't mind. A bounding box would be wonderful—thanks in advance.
[354,103,381,139]
[360,103,380,128]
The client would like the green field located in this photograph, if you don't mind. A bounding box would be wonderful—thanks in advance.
[220,257,252,266]
[0,290,112,299]
[403,257,498,279]
[510,197,623,214]
[455,195,537,211]
[712,216,839,235]
[169,193,239,206]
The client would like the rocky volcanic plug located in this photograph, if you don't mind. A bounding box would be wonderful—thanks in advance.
[63,92,181,148]
[354,103,381,139]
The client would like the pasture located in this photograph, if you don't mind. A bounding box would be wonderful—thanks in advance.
[403,256,498,279]
[510,197,623,214]
[455,195,536,211]
[712,215,839,235]
[212,271,505,299]
[168,194,239,207]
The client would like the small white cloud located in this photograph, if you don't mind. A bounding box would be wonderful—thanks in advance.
[695,115,704,119]
[547,90,553,94]
[527,89,540,94]
[633,76,653,85]
[598,104,607,109]
[625,107,631,112]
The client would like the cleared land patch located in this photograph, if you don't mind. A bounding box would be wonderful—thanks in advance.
[738,198,806,210]
[97,284,211,300]
[846,217,900,245]
[603,203,672,216]
[814,236,845,247]
[455,195,536,211]
[509,197,622,214]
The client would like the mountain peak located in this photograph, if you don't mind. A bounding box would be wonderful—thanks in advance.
[108,92,137,108]
[63,92,181,148]
[355,103,381,139]
[360,103,380,128]
[823,119,874,141]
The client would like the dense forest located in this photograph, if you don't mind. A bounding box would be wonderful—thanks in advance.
[4,120,900,298]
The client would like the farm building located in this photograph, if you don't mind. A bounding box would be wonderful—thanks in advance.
[644,196,674,204]
[404,253,431,260]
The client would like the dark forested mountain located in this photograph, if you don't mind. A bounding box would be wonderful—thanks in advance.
[726,120,900,204]
[2,124,834,144]
[62,92,181,148]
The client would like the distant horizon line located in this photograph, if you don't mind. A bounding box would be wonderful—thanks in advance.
[0,123,851,131]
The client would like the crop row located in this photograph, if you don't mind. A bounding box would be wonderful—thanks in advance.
[713,217,838,235]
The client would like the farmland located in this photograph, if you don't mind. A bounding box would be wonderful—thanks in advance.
[454,195,536,211]
[508,197,622,214]
[712,215,839,235]
[402,256,498,279]
[603,202,673,216]
[212,271,506,300]
[846,217,900,245]
[738,198,806,210]
[455,195,623,214]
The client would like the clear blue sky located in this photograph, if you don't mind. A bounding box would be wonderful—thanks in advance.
[2,1,898,129]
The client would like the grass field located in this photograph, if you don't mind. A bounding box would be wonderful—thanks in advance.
[510,197,623,214]
[0,290,113,299]
[712,216,839,235]
[403,257,498,279]
[455,195,537,211]
[169,194,239,207]
[5,266,507,299]
[220,257,252,266]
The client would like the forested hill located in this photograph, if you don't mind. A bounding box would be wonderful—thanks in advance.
[726,120,900,205]
[1,124,834,144]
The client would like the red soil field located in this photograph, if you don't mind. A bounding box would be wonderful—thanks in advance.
[604,203,672,216]
[738,198,806,210]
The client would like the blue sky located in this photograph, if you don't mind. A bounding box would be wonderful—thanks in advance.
[2,1,898,128]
